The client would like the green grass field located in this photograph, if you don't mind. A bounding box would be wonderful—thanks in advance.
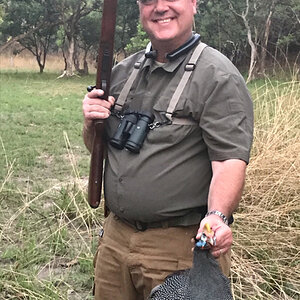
[0,72,103,299]
[0,70,299,299]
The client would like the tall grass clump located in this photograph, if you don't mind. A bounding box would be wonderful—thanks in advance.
[0,136,103,299]
[0,136,104,299]
[231,79,300,299]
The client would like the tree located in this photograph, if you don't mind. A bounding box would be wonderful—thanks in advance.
[270,0,300,73]
[115,0,140,56]
[0,0,60,72]
[195,0,247,66]
[0,0,298,78]
[227,0,261,82]
[260,0,276,74]
[75,0,140,72]
[19,24,57,73]
[76,11,102,74]
[53,0,99,77]
[227,0,299,81]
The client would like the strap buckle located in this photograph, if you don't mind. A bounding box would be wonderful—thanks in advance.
[185,63,196,71]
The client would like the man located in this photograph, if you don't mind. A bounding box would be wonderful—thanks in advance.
[82,0,253,299]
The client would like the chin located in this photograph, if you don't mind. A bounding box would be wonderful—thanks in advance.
[146,25,175,39]
[152,32,178,43]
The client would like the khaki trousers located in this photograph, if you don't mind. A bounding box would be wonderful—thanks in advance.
[94,213,231,300]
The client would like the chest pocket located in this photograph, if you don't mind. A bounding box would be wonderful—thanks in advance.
[148,122,202,146]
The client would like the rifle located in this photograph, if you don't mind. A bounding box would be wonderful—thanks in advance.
[87,0,118,208]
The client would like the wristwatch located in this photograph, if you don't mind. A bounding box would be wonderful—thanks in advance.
[205,210,229,225]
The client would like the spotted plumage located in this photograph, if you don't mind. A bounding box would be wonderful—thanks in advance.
[148,248,233,300]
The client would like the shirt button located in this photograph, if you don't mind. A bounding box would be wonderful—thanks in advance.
[119,177,123,183]
[120,207,125,213]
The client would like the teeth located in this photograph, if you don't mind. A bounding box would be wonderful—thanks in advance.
[157,18,171,23]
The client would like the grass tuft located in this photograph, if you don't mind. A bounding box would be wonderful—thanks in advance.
[231,78,300,299]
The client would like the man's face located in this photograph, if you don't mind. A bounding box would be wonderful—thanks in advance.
[138,0,197,51]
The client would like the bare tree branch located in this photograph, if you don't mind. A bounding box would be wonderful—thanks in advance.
[0,25,43,53]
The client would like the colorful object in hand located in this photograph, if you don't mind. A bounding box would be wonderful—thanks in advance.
[195,223,216,249]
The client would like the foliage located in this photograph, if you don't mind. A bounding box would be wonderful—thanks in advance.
[76,11,102,74]
[0,2,4,39]
[0,0,299,76]
[0,0,59,72]
[78,11,101,53]
[195,0,247,66]
[115,0,140,52]
[52,0,100,75]
[125,23,149,56]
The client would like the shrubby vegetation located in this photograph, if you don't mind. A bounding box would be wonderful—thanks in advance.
[0,0,299,79]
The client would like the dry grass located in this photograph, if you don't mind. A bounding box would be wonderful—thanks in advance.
[0,130,103,299]
[0,52,64,72]
[231,79,300,299]
[0,51,96,73]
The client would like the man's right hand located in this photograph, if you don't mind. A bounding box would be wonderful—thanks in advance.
[82,89,116,128]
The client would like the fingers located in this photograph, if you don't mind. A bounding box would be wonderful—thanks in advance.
[195,215,233,258]
[87,89,115,106]
[83,89,115,122]
[211,248,227,258]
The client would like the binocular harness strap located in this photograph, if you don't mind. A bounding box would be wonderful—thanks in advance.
[114,42,208,124]
[114,61,144,112]
[165,42,207,121]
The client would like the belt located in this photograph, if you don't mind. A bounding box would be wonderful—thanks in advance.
[115,207,208,231]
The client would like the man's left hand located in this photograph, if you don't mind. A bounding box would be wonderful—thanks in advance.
[196,215,232,258]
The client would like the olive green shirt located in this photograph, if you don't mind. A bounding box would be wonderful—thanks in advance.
[102,44,253,223]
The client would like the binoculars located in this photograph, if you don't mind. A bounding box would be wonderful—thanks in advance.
[110,110,154,153]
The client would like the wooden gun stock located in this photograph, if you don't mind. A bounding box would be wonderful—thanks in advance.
[88,0,118,208]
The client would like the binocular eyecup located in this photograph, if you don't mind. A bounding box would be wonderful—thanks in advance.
[110,111,154,154]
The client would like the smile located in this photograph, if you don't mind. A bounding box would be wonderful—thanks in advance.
[155,18,173,24]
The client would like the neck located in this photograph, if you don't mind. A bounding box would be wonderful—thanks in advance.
[156,52,168,63]
[150,41,174,62]
[149,33,199,62]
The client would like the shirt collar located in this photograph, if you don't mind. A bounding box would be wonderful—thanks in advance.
[141,51,190,73]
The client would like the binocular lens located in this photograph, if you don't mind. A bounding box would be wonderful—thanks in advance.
[110,111,154,153]
[110,113,138,149]
[125,114,153,153]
